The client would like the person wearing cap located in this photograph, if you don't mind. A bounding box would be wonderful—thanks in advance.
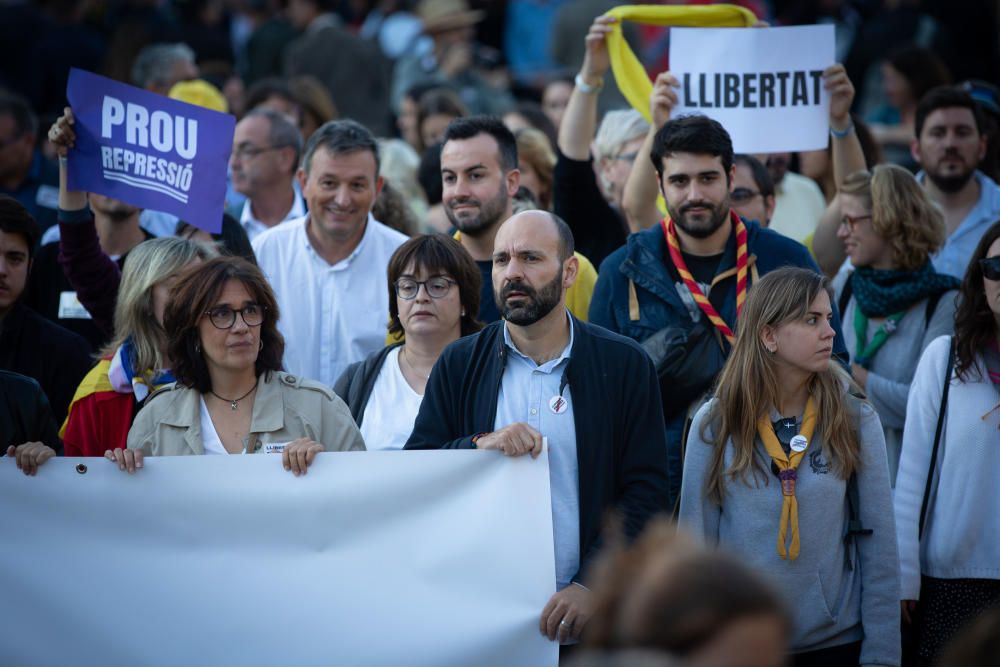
[390,0,514,118]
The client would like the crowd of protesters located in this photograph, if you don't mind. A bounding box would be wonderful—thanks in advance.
[3,1,1000,666]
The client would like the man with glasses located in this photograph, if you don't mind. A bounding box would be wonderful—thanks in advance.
[731,154,776,227]
[0,92,59,233]
[253,119,407,386]
[229,109,306,241]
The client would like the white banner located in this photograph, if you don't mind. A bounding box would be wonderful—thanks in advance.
[669,25,835,153]
[0,451,558,667]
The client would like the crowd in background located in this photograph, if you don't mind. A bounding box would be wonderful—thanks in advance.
[2,1,1000,666]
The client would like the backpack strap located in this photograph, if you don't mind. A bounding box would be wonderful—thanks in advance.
[923,290,945,328]
[842,388,874,570]
[919,336,955,540]
[838,274,853,322]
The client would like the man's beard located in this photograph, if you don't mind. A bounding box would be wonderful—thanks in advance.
[667,198,731,239]
[926,159,976,194]
[445,183,508,238]
[495,267,563,326]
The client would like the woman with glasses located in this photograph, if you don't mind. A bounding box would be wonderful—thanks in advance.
[895,220,1000,664]
[108,256,364,474]
[834,164,960,484]
[335,234,482,450]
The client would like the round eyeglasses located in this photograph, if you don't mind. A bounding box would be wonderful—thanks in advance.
[394,277,457,300]
[730,187,762,204]
[840,214,872,231]
[204,304,266,329]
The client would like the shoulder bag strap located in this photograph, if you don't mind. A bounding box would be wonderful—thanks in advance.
[918,337,955,540]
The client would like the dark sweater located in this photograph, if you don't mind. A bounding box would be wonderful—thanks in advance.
[333,343,401,426]
[405,317,671,582]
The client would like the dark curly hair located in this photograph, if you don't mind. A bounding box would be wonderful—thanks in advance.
[165,256,284,392]
[954,219,1000,381]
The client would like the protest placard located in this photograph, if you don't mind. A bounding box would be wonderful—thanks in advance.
[65,68,235,233]
[0,451,558,667]
[668,25,835,154]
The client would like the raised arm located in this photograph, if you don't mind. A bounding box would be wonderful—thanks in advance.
[48,108,122,336]
[622,72,677,232]
[557,15,614,161]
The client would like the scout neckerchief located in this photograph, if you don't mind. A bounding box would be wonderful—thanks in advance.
[757,397,818,560]
[605,5,757,123]
[852,308,905,368]
[662,210,748,344]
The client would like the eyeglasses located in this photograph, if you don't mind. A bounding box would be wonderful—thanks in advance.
[730,187,762,204]
[980,256,1000,281]
[613,151,638,163]
[204,304,266,329]
[232,145,284,161]
[840,214,872,231]
[394,277,457,300]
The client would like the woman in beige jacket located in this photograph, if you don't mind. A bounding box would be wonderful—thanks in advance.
[107,256,365,474]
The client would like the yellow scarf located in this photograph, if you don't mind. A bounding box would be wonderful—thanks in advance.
[757,397,818,560]
[605,5,758,123]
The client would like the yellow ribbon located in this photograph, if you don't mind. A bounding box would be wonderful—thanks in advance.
[605,5,758,123]
[757,397,818,560]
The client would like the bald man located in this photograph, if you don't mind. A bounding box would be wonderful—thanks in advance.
[406,210,670,649]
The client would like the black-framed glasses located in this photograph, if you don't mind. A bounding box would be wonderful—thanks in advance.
[394,277,457,300]
[840,213,873,231]
[204,304,266,329]
[731,187,762,204]
[980,256,1000,281]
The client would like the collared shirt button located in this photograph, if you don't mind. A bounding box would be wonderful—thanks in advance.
[530,408,537,415]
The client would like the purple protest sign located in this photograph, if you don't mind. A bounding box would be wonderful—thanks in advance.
[65,68,235,233]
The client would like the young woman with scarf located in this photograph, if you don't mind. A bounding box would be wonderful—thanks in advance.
[679,267,900,667]
[895,220,1000,664]
[834,165,960,485]
[61,237,215,455]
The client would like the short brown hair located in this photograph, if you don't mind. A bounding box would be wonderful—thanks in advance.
[841,164,946,270]
[387,234,483,338]
[165,256,284,392]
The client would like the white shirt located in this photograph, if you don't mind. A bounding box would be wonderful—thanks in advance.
[768,171,827,244]
[252,213,408,387]
[199,396,228,455]
[494,313,580,591]
[239,185,307,242]
[359,347,424,450]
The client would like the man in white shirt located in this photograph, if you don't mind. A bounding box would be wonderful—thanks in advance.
[230,109,306,241]
[252,120,408,386]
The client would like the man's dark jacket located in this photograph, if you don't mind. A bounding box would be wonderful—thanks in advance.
[589,219,849,507]
[0,303,91,425]
[0,370,60,452]
[405,317,671,583]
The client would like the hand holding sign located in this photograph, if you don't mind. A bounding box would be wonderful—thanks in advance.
[48,108,76,158]
[65,68,234,233]
[650,72,680,129]
[824,63,855,132]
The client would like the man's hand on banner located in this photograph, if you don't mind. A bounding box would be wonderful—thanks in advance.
[106,447,144,473]
[540,583,593,643]
[5,443,57,476]
[650,72,679,129]
[824,64,855,132]
[282,438,325,476]
[48,108,77,157]
[474,423,543,459]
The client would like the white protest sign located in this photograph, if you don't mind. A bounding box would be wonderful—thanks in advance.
[669,25,835,153]
[0,452,558,667]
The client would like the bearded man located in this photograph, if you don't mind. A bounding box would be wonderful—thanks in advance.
[589,114,848,508]
[406,210,670,656]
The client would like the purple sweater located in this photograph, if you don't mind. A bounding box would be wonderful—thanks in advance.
[57,207,121,337]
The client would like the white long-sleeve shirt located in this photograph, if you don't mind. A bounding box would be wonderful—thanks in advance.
[894,335,1000,600]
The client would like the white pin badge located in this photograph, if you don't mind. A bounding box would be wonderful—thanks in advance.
[549,394,569,415]
[790,434,808,453]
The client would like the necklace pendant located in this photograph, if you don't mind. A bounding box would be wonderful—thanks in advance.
[231,400,238,410]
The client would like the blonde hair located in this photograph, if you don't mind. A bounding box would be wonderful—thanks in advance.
[841,164,945,271]
[100,237,217,372]
[515,127,556,209]
[702,267,861,505]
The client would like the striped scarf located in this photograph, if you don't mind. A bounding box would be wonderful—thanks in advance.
[662,211,748,344]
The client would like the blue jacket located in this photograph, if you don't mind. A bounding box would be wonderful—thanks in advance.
[589,220,849,507]
[405,317,671,583]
